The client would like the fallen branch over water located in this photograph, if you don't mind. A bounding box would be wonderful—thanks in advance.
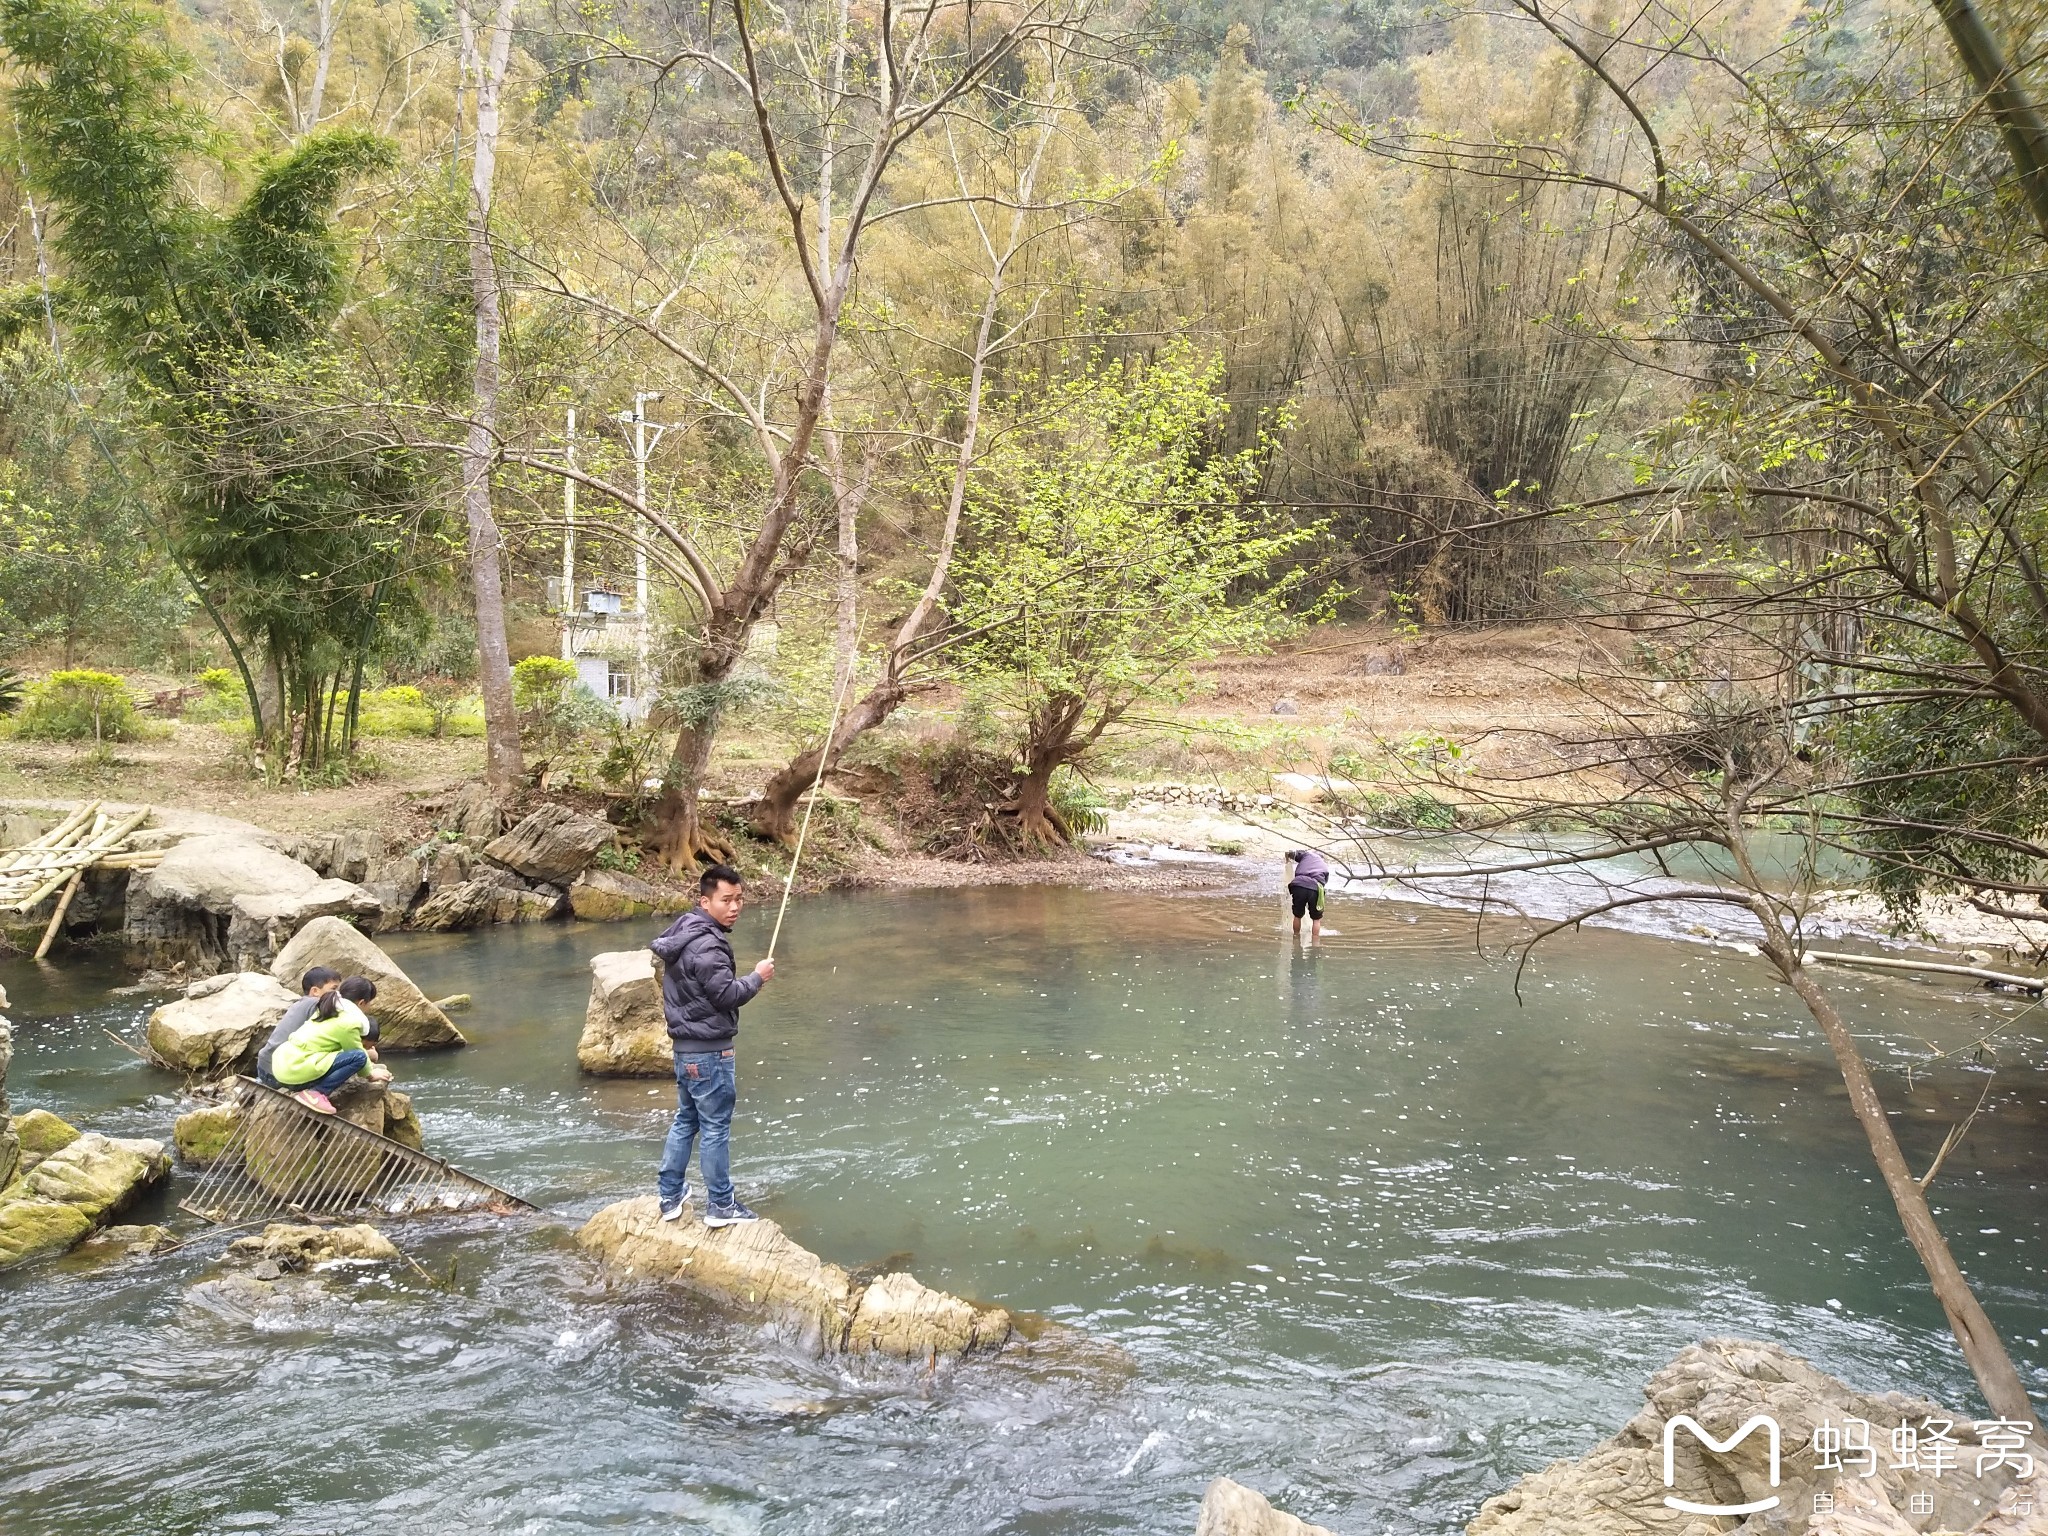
[1803,949,2047,993]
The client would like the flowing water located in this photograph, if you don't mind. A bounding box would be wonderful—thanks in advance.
[4,884,2047,1535]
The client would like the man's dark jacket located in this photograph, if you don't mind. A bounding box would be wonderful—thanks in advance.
[650,907,763,1051]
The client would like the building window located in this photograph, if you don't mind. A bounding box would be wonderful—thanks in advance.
[607,662,634,700]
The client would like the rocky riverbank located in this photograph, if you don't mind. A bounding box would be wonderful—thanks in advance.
[1199,1340,2048,1536]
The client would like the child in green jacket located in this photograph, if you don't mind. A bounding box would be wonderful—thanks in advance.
[271,976,392,1114]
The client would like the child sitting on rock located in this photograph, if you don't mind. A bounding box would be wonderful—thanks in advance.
[271,976,392,1114]
[256,966,342,1088]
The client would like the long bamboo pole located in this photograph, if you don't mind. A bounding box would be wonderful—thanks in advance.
[764,642,859,963]
[33,868,84,961]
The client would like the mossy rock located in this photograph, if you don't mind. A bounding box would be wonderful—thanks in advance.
[12,1108,81,1173]
[0,1195,95,1266]
[174,1103,241,1166]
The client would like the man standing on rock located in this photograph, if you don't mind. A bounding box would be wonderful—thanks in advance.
[650,863,773,1227]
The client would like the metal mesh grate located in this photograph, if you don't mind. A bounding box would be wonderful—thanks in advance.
[179,1078,535,1224]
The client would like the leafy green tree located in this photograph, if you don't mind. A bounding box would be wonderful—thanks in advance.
[951,344,1317,844]
[0,345,185,664]
[0,0,423,770]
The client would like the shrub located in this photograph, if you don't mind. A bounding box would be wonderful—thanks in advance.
[357,685,435,737]
[1048,767,1109,836]
[185,666,250,724]
[512,654,578,710]
[0,664,23,715]
[16,669,144,741]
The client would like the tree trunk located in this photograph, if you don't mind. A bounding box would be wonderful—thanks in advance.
[1008,697,1086,848]
[749,679,904,843]
[457,0,524,798]
[1772,949,2038,1425]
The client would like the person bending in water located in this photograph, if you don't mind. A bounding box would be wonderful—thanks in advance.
[651,863,774,1228]
[256,965,342,1087]
[1285,847,1331,945]
[270,976,391,1114]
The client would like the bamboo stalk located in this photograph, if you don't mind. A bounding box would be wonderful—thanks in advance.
[0,802,98,871]
[6,807,151,911]
[1804,949,2047,993]
[33,867,83,960]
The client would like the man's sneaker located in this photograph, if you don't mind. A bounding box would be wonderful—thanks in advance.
[703,1199,759,1228]
[658,1184,691,1222]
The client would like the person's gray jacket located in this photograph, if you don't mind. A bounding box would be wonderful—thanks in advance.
[650,908,763,1051]
[255,996,321,1083]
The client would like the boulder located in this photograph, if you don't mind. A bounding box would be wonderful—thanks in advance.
[0,1133,170,1267]
[578,1196,1013,1358]
[330,1078,424,1150]
[1271,697,1300,715]
[845,1270,1012,1357]
[422,840,473,893]
[1195,1480,1338,1536]
[228,877,385,965]
[484,803,616,885]
[412,873,562,930]
[174,1102,241,1166]
[12,1107,81,1174]
[0,810,49,848]
[441,782,505,839]
[361,854,424,927]
[269,916,464,1049]
[578,950,671,1076]
[79,1223,173,1258]
[1467,1339,2043,1536]
[228,1222,400,1268]
[127,833,378,971]
[568,867,662,922]
[145,972,298,1075]
[0,1009,15,1189]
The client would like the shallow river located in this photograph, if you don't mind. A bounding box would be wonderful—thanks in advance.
[4,885,2046,1535]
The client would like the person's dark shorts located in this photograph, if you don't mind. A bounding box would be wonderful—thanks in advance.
[1289,880,1326,920]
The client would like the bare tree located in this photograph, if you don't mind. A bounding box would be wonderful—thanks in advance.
[747,38,1088,842]
[525,0,1099,866]
[456,0,524,797]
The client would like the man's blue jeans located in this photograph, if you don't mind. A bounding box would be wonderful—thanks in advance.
[289,1048,367,1099]
[657,1049,736,1207]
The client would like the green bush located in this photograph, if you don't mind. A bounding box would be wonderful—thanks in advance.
[0,664,23,715]
[1048,767,1109,836]
[357,685,435,737]
[512,654,578,710]
[185,666,249,724]
[16,669,144,741]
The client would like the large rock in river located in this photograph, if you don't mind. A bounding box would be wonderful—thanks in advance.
[0,1132,170,1267]
[126,834,380,972]
[578,950,670,1076]
[1195,1480,1337,1536]
[484,803,615,884]
[1467,1338,2046,1536]
[145,971,298,1075]
[579,1196,1012,1358]
[568,867,662,922]
[11,1107,81,1175]
[0,993,15,1189]
[269,916,464,1050]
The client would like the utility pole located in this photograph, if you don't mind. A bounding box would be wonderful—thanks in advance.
[616,391,666,699]
[560,406,576,662]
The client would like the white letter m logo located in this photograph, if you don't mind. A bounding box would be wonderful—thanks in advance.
[1662,1415,1782,1515]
